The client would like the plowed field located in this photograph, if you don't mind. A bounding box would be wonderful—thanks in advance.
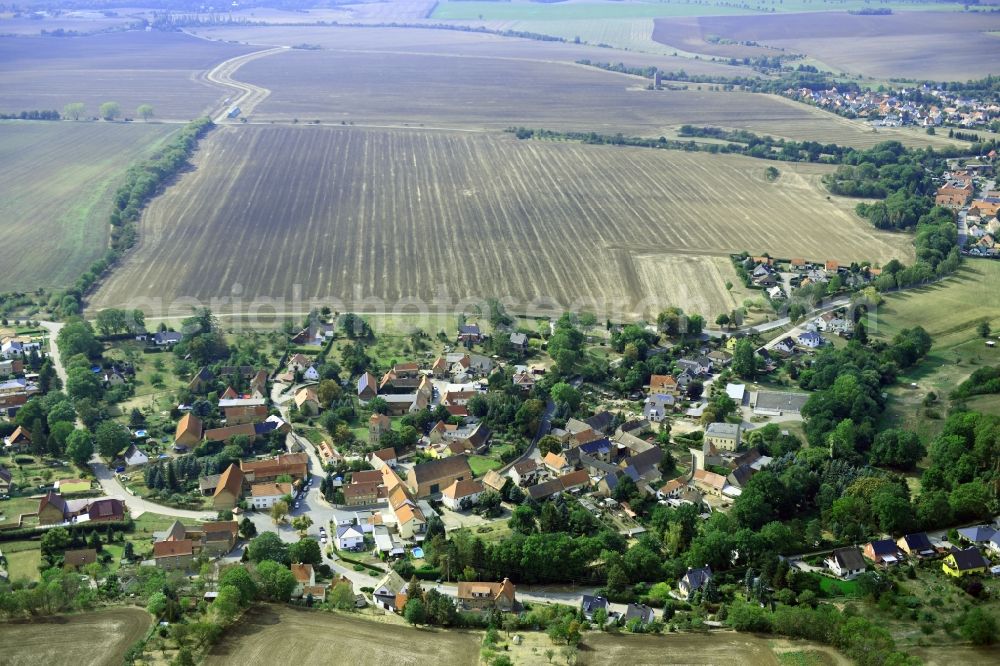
[90,124,912,318]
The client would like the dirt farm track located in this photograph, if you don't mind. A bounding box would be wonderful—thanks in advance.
[89,124,912,318]
[0,607,152,666]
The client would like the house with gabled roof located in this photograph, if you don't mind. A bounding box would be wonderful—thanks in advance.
[542,451,570,475]
[373,570,407,611]
[679,566,712,597]
[825,546,866,579]
[174,413,203,447]
[154,538,195,571]
[508,459,538,487]
[456,578,516,612]
[648,374,678,395]
[864,539,904,566]
[442,478,484,511]
[942,547,988,578]
[957,525,996,545]
[3,425,30,452]
[458,324,484,344]
[357,372,378,402]
[407,456,472,498]
[124,444,149,467]
[897,532,936,559]
[212,463,244,510]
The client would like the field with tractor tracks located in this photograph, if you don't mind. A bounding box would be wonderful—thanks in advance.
[89,124,913,318]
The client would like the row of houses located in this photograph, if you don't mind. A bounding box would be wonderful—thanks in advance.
[787,85,999,130]
[824,528,997,580]
[199,453,310,511]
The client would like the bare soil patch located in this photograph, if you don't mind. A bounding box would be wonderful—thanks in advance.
[654,12,1000,80]
[0,607,151,666]
[0,31,258,119]
[90,125,912,318]
[203,604,481,666]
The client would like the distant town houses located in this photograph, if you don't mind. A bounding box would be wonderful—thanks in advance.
[786,84,998,130]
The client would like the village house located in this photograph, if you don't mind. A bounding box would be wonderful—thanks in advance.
[37,493,125,526]
[336,524,365,550]
[357,371,378,402]
[154,538,196,571]
[373,570,407,612]
[241,453,308,483]
[956,525,995,546]
[292,563,316,597]
[942,547,989,578]
[581,595,609,621]
[294,386,320,415]
[343,477,381,506]
[442,478,485,510]
[481,469,507,494]
[3,425,31,452]
[405,456,473,499]
[896,532,937,559]
[368,446,397,470]
[935,179,974,208]
[692,469,726,496]
[864,539,904,566]
[542,451,571,475]
[704,422,741,452]
[624,603,656,626]
[212,463,245,511]
[508,459,539,487]
[648,374,678,395]
[679,566,712,598]
[825,546,866,579]
[123,444,149,467]
[456,578,516,612]
[643,393,675,422]
[249,482,292,510]
[174,413,203,447]
[509,332,528,352]
[457,324,484,345]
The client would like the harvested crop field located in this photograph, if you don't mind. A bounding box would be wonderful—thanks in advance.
[203,604,480,665]
[90,124,912,318]
[0,31,257,119]
[0,607,151,666]
[0,121,176,290]
[192,24,749,77]
[225,43,959,149]
[653,12,1000,80]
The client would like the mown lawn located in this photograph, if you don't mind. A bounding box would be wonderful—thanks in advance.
[817,575,860,598]
[4,541,41,581]
[467,455,502,477]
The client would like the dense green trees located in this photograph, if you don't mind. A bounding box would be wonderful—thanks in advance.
[94,420,131,458]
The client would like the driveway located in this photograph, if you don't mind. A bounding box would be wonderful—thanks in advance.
[38,321,68,386]
[90,458,216,520]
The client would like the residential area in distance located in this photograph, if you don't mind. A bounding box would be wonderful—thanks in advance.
[0,0,999,665]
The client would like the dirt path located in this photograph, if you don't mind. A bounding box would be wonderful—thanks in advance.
[202,46,290,122]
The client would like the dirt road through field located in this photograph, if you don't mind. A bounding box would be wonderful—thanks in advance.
[203,46,289,122]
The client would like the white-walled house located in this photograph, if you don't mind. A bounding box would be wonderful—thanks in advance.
[249,482,292,510]
[124,445,149,467]
[336,524,365,550]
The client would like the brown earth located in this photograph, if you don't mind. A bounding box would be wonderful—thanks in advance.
[0,607,152,666]
[202,604,481,666]
[653,12,1000,80]
[0,31,258,119]
[89,124,913,319]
